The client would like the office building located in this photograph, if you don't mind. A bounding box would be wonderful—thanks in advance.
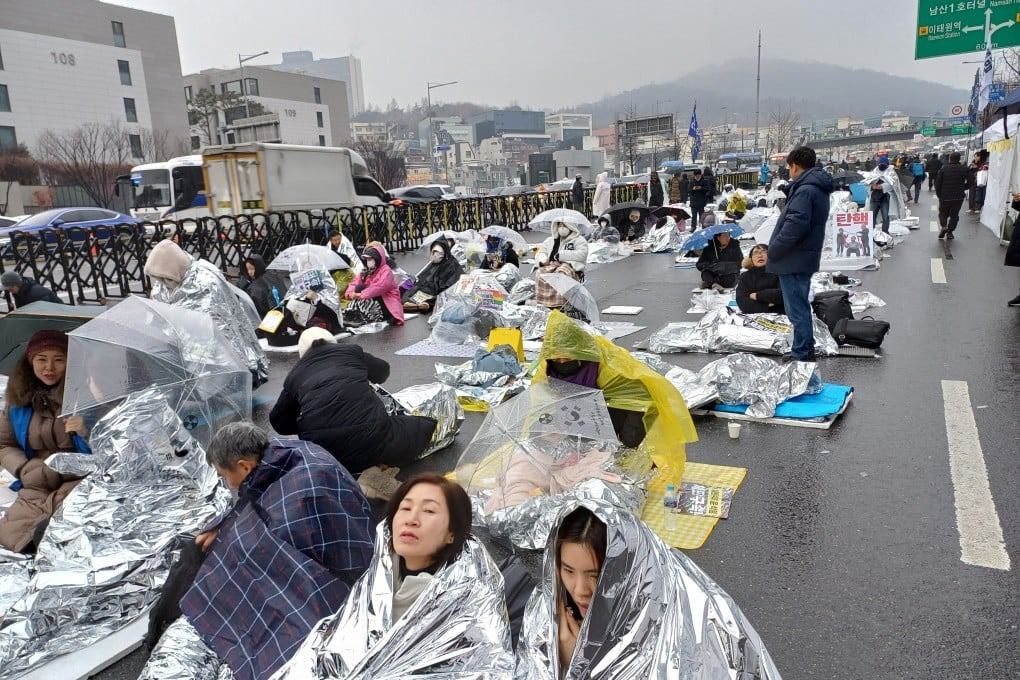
[351,121,389,143]
[183,66,349,148]
[417,116,473,149]
[266,51,364,116]
[468,109,545,145]
[0,0,188,155]
[546,113,593,143]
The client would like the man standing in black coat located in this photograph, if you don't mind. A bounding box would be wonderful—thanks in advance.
[688,168,712,230]
[934,152,970,240]
[925,154,942,191]
[0,272,61,307]
[571,174,585,214]
[269,328,438,474]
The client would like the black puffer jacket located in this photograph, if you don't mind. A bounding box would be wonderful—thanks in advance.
[242,254,291,318]
[935,161,970,201]
[696,237,743,274]
[11,277,61,307]
[736,265,785,313]
[269,343,436,474]
[403,239,463,299]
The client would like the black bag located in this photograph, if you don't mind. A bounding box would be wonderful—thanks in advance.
[812,290,854,332]
[832,317,890,349]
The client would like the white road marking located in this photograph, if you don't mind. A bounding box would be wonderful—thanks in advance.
[941,380,1011,571]
[930,204,938,212]
[931,258,947,284]
[930,219,940,233]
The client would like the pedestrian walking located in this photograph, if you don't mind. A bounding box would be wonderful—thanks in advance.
[976,163,988,210]
[571,174,585,214]
[869,176,891,234]
[647,171,664,208]
[934,152,970,240]
[967,157,980,214]
[766,146,833,362]
[668,172,683,204]
[678,173,690,203]
[592,172,611,217]
[1006,193,1020,307]
[688,168,711,230]
[909,156,925,203]
[760,161,770,187]
[925,153,942,191]
[0,272,61,308]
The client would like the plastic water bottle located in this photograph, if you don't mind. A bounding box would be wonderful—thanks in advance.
[664,484,679,531]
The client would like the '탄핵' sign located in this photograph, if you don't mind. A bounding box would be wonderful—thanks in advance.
[915,0,1020,59]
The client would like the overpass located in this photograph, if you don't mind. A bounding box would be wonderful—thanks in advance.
[804,126,964,150]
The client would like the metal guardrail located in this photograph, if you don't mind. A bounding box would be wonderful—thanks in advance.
[0,185,642,311]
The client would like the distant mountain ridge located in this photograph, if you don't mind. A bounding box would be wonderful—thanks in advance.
[566,58,971,128]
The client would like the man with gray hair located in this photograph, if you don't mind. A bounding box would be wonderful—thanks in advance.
[167,422,375,680]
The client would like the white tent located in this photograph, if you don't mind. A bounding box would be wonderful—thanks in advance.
[980,113,1020,239]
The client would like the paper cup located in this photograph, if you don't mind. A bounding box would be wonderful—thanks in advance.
[727,421,741,439]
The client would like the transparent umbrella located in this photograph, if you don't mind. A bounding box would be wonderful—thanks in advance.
[415,229,481,253]
[479,225,530,254]
[269,243,350,271]
[61,296,252,446]
[528,208,592,236]
[536,272,600,324]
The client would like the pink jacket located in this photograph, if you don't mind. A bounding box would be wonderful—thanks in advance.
[344,244,405,323]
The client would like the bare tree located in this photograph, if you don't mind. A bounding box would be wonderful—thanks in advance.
[36,121,138,208]
[351,137,406,189]
[187,89,245,146]
[767,103,801,157]
[671,122,691,162]
[0,145,40,215]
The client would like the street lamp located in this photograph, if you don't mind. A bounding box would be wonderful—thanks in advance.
[427,80,457,182]
[238,51,270,125]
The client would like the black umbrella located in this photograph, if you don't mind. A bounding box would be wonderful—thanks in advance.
[0,301,107,374]
[652,205,691,221]
[605,201,651,221]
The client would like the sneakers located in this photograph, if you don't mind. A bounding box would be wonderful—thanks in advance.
[947,232,955,240]
[1008,294,1020,307]
[781,352,817,363]
[938,229,947,239]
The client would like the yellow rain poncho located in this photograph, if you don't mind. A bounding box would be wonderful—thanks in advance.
[535,311,697,483]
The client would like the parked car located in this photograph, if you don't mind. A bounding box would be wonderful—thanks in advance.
[0,215,27,229]
[388,185,448,205]
[0,207,139,253]
[489,185,537,197]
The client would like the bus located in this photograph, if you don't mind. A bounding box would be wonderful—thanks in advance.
[716,152,763,172]
[115,155,209,222]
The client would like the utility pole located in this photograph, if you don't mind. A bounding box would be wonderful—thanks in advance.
[238,51,269,129]
[754,30,762,154]
[426,80,457,183]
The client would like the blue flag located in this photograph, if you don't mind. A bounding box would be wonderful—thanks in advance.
[968,67,980,126]
[688,104,701,161]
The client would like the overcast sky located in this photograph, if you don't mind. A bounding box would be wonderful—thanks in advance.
[113,0,980,110]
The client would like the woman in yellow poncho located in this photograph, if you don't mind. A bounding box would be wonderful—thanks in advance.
[534,311,697,483]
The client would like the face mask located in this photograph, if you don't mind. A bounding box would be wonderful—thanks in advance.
[549,359,584,377]
[557,226,571,238]
[430,250,444,263]
[366,260,377,270]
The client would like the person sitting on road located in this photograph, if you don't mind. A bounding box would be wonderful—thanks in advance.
[1,272,61,308]
[725,190,747,221]
[403,239,463,313]
[479,234,520,271]
[696,230,743,290]
[344,244,405,327]
[172,421,375,680]
[615,209,646,242]
[240,253,291,319]
[144,239,269,387]
[535,221,588,277]
[551,508,606,672]
[269,327,438,475]
[0,331,90,553]
[736,244,785,314]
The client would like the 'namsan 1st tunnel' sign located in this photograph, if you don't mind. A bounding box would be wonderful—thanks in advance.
[916,0,1020,59]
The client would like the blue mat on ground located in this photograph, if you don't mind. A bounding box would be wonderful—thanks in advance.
[711,383,853,419]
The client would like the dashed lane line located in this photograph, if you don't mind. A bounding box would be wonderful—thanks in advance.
[930,219,940,233]
[931,258,947,284]
[941,380,1011,571]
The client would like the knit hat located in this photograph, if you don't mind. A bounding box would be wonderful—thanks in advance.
[1,271,23,290]
[297,326,336,358]
[26,329,68,361]
[144,240,193,286]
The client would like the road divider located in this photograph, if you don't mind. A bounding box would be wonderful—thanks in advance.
[941,380,1011,571]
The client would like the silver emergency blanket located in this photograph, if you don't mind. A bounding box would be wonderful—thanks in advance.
[281,266,343,324]
[630,352,718,409]
[697,353,821,419]
[687,289,736,314]
[0,390,229,678]
[493,262,521,291]
[434,361,529,411]
[508,278,536,305]
[271,527,515,679]
[429,273,512,345]
[515,498,782,680]
[454,380,653,550]
[139,617,236,680]
[638,307,840,357]
[502,304,550,341]
[640,217,683,253]
[585,239,631,264]
[151,258,270,387]
[390,382,463,458]
[862,166,911,220]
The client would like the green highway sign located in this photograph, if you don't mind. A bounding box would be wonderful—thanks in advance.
[916,0,1020,59]
[951,123,976,134]
[921,124,938,136]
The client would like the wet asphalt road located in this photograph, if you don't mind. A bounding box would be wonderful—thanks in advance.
[97,187,1019,680]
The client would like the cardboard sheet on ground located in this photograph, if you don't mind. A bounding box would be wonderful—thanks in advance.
[601,306,644,315]
[642,462,747,549]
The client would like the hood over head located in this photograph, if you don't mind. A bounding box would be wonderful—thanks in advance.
[145,239,193,286]
[244,253,267,279]
[596,171,608,184]
[553,221,582,240]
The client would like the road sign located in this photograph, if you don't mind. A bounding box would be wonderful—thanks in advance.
[435,145,451,152]
[950,104,965,116]
[951,123,976,135]
[921,125,938,137]
[915,0,1020,59]
[989,82,1007,103]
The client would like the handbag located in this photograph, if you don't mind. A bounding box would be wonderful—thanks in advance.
[832,316,890,349]
[811,290,854,333]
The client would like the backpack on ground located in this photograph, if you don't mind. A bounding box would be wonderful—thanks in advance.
[811,290,854,333]
[832,316,890,349]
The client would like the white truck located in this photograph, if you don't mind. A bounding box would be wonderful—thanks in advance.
[201,142,390,216]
